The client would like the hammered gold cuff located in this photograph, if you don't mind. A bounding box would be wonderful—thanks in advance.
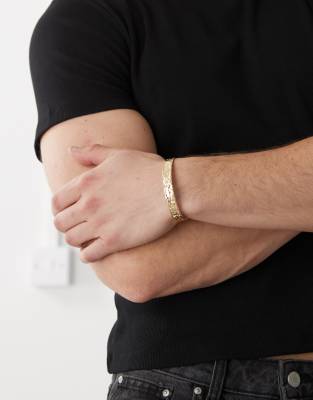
[162,157,186,222]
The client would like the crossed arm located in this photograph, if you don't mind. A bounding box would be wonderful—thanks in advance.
[40,109,300,303]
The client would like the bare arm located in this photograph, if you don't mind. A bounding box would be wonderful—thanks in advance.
[174,136,313,231]
[40,109,299,302]
[92,221,299,301]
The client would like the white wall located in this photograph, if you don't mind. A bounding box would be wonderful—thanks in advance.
[0,2,116,399]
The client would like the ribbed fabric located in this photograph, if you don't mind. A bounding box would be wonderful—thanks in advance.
[29,0,313,374]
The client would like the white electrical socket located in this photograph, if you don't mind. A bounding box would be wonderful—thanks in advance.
[31,246,72,287]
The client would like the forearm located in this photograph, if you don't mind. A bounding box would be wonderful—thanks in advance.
[154,227,299,298]
[174,136,313,231]
[89,219,299,302]
[89,219,217,301]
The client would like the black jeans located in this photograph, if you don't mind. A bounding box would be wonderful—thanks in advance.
[107,358,313,399]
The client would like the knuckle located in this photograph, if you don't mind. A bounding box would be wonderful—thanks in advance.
[106,233,119,248]
[99,232,119,252]
[64,232,77,247]
[53,216,64,232]
[82,196,101,212]
[79,172,97,188]
[87,196,101,210]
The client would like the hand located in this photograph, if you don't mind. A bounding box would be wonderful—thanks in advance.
[51,144,179,263]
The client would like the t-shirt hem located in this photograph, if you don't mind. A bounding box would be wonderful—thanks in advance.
[107,341,313,374]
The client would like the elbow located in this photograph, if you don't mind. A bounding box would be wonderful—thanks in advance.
[118,276,156,303]
[120,287,154,304]
[108,253,157,304]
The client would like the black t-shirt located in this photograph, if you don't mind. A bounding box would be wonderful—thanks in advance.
[29,0,313,373]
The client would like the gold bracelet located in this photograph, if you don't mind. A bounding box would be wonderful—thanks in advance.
[162,157,186,222]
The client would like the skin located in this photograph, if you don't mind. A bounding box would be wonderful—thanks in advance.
[52,145,177,262]
[173,137,313,231]
[41,108,312,360]
[52,137,313,263]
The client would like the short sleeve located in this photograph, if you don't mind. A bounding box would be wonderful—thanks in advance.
[29,0,138,162]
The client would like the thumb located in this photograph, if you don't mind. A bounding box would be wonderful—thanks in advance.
[68,144,109,166]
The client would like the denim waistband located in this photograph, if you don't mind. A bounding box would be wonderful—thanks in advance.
[112,358,313,399]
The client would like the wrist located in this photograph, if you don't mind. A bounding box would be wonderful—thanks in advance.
[172,156,205,220]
